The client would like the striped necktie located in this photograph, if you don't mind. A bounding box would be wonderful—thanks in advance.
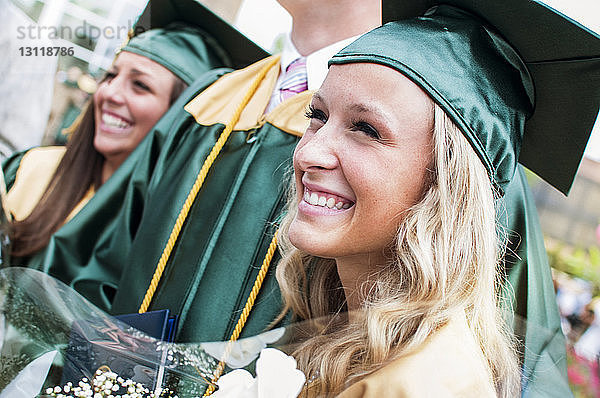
[265,57,308,113]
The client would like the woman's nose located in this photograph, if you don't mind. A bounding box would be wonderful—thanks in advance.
[294,128,339,171]
[98,77,126,105]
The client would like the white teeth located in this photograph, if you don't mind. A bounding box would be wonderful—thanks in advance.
[309,193,319,205]
[304,189,352,210]
[326,198,335,208]
[102,113,130,128]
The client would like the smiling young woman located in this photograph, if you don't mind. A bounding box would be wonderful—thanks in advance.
[272,2,600,396]
[288,63,436,311]
[290,63,433,271]
[6,23,228,259]
[277,67,516,396]
[92,52,180,183]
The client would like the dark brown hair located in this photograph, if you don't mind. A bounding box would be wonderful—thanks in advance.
[11,74,187,257]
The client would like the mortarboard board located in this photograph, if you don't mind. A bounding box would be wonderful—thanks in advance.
[131,0,269,70]
[372,0,600,195]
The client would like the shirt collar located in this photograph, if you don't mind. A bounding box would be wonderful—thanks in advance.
[279,34,361,90]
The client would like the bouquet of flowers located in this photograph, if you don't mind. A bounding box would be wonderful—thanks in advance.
[0,268,305,398]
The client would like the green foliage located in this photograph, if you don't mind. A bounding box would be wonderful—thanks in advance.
[547,242,600,295]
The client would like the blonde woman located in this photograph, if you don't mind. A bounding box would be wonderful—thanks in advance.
[274,3,599,397]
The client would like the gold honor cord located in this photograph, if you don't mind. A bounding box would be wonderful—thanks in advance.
[203,231,278,396]
[138,56,279,314]
[134,57,282,395]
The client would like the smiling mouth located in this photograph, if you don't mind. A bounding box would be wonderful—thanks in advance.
[101,112,132,129]
[303,188,354,210]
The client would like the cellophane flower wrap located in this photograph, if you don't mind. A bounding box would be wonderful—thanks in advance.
[0,268,305,398]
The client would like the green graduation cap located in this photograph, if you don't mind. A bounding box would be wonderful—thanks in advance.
[131,0,269,70]
[120,22,230,85]
[332,0,600,195]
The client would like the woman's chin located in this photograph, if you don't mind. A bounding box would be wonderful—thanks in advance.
[288,223,336,259]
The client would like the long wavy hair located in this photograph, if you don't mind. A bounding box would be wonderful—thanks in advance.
[10,73,186,257]
[275,104,520,397]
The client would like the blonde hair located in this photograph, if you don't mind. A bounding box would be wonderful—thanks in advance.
[275,104,520,397]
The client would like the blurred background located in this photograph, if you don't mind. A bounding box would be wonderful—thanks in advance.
[2,0,600,395]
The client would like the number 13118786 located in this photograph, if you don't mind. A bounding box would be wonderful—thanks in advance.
[19,47,75,56]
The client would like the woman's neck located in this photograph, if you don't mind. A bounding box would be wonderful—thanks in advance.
[100,158,120,184]
[335,252,386,313]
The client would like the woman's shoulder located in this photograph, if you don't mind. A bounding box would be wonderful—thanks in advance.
[337,312,496,398]
[20,145,66,160]
[6,146,66,176]
[5,146,66,221]
[8,146,66,188]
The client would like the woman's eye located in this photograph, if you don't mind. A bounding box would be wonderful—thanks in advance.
[134,80,151,91]
[101,71,116,83]
[305,105,327,123]
[352,121,380,139]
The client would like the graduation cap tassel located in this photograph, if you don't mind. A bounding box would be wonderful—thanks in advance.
[138,56,281,315]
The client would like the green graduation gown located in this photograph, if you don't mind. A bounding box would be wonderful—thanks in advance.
[107,55,309,343]
[503,167,571,397]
